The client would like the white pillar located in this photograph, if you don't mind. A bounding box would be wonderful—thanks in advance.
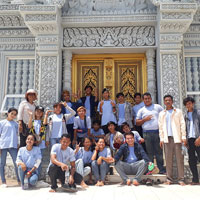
[146,49,156,103]
[62,50,72,92]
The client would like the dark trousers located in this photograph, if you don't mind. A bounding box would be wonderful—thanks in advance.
[102,125,109,134]
[19,134,27,147]
[143,131,165,173]
[67,124,74,146]
[188,138,200,183]
[134,125,146,152]
[48,164,83,189]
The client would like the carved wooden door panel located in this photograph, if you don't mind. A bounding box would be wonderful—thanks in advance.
[72,54,147,104]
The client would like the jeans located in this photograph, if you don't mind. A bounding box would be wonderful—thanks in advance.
[91,160,109,182]
[75,159,91,177]
[18,165,38,186]
[38,148,45,177]
[0,148,20,183]
[48,164,83,190]
[50,138,61,148]
[143,131,165,173]
[115,160,148,183]
[188,138,200,183]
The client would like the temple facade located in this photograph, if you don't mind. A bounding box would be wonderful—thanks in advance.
[0,0,200,114]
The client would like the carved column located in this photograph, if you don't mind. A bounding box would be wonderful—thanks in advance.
[146,49,156,103]
[19,5,62,108]
[62,50,72,92]
[152,0,198,108]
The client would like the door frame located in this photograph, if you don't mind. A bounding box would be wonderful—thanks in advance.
[71,53,147,102]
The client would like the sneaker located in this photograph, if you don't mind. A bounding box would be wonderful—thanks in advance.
[146,178,153,186]
[23,177,29,190]
[69,183,77,192]
[0,184,7,188]
[61,183,77,193]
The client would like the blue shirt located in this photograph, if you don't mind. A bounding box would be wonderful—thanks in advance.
[132,102,145,125]
[17,146,42,169]
[0,119,18,149]
[65,102,74,124]
[126,146,138,163]
[85,96,91,117]
[51,114,63,138]
[188,112,196,138]
[96,147,111,157]
[73,116,91,138]
[166,109,173,137]
[110,134,115,150]
[34,120,46,149]
[136,104,163,131]
[75,147,93,164]
[118,103,125,125]
[48,144,75,169]
[91,128,105,142]
[97,100,117,126]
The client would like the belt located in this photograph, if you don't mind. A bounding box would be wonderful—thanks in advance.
[143,129,159,133]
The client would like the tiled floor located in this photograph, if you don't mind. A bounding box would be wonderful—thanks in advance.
[1,180,200,200]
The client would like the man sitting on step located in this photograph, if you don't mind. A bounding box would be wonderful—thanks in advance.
[114,132,151,186]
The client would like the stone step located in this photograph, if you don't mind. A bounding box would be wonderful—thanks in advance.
[106,174,167,183]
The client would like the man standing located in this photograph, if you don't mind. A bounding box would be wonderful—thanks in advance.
[48,134,83,192]
[115,93,133,130]
[183,97,200,185]
[114,132,150,186]
[136,92,165,174]
[159,95,186,185]
[78,85,98,121]
[132,93,145,135]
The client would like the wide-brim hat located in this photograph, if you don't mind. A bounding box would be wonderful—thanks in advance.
[25,89,37,100]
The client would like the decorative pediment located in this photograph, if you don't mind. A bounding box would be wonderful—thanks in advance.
[62,0,156,16]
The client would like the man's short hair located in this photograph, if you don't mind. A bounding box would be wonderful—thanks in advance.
[84,85,93,91]
[116,92,124,98]
[134,93,142,99]
[124,132,135,139]
[107,121,117,127]
[163,94,173,101]
[142,92,151,99]
[121,122,130,130]
[61,134,71,140]
[183,97,195,106]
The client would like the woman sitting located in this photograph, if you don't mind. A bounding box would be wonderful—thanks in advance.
[91,138,114,186]
[74,137,93,187]
[16,134,42,190]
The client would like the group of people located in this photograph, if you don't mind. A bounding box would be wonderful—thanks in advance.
[0,85,200,192]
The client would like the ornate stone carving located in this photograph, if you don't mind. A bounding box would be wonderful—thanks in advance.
[63,26,155,48]
[34,53,40,92]
[0,43,35,50]
[0,15,26,27]
[25,14,56,21]
[62,50,72,91]
[0,29,32,37]
[19,5,56,11]
[146,49,156,103]
[162,12,192,20]
[62,0,156,16]
[162,54,180,107]
[40,56,57,108]
[28,24,57,34]
[0,4,19,11]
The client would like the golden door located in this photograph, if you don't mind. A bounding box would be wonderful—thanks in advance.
[71,54,147,105]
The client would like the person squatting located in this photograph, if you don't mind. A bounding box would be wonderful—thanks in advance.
[0,87,200,193]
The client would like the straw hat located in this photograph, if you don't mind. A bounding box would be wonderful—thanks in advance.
[25,89,37,100]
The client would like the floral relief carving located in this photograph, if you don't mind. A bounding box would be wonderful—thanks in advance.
[40,56,57,108]
[162,54,180,107]
[0,15,26,27]
[63,26,155,48]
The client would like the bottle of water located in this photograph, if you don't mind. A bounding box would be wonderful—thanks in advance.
[24,176,29,190]
[182,144,187,156]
